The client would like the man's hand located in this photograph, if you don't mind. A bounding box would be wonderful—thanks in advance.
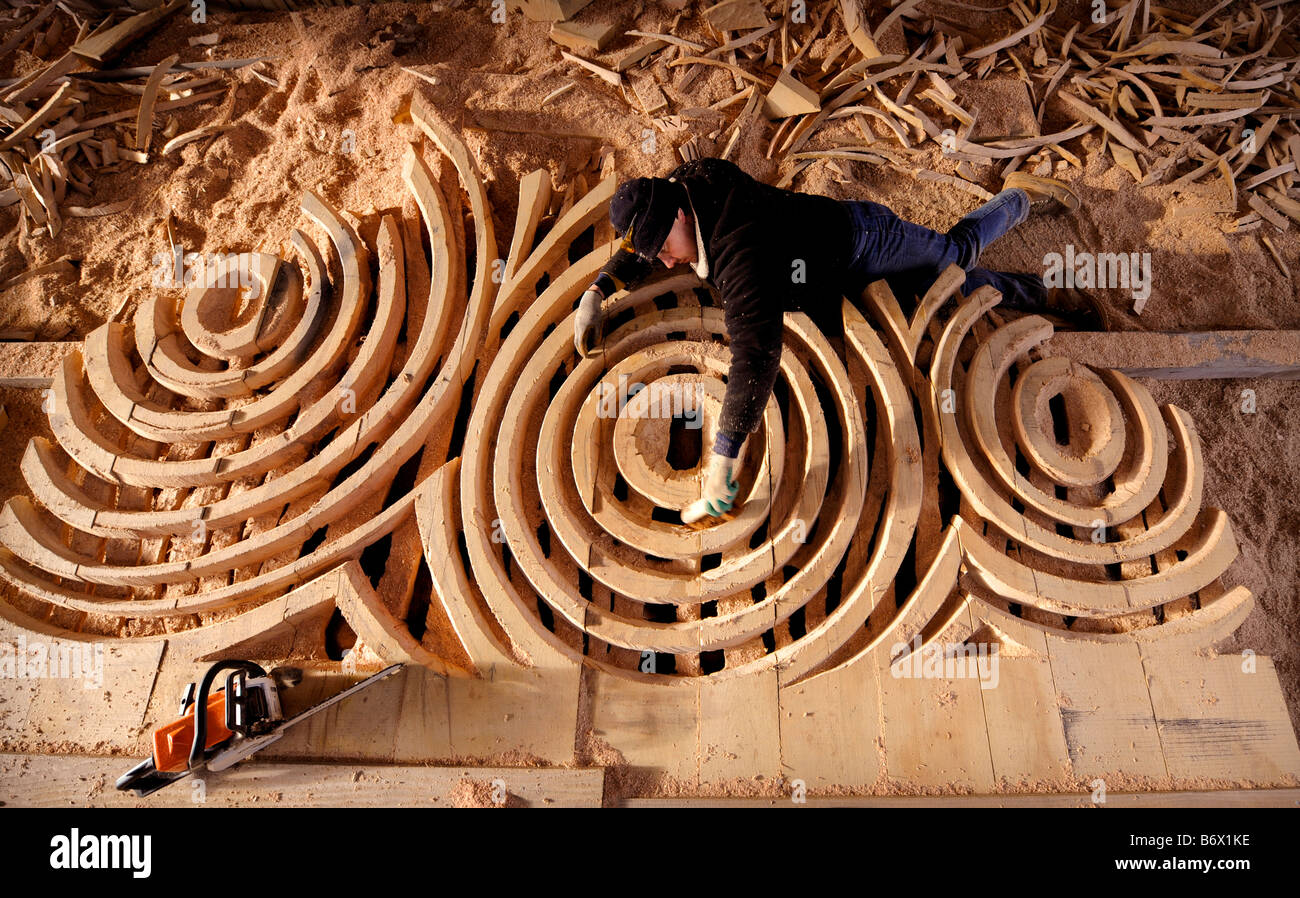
[574,287,604,356]
[700,452,739,516]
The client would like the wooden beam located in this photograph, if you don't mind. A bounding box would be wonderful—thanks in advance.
[0,755,605,807]
[621,789,1300,807]
[1041,330,1300,379]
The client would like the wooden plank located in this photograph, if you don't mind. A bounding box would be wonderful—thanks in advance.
[621,789,1300,807]
[444,663,582,764]
[1141,651,1300,782]
[778,652,882,790]
[0,616,165,751]
[1045,636,1167,781]
[0,755,604,806]
[699,668,781,786]
[255,667,410,763]
[974,621,1074,786]
[880,601,997,793]
[1041,330,1300,379]
[587,670,699,786]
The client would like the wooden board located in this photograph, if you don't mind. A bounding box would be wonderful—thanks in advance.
[587,670,699,786]
[1045,636,1168,781]
[777,652,882,790]
[1142,650,1300,781]
[974,623,1073,786]
[1042,330,1300,379]
[0,755,604,807]
[880,604,997,792]
[699,669,781,786]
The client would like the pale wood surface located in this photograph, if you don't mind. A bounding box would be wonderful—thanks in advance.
[0,754,604,807]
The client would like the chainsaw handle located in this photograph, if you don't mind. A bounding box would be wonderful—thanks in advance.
[188,660,267,771]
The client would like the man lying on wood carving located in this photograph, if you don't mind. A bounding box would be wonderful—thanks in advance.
[573,157,1100,521]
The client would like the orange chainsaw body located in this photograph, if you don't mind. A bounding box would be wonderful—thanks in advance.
[153,692,234,773]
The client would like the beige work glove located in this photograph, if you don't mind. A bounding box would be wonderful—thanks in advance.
[573,286,604,356]
[682,452,739,523]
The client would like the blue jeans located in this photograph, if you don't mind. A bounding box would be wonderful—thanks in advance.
[839,188,1047,316]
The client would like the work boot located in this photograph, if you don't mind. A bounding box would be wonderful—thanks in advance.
[1046,286,1109,331]
[1004,171,1080,214]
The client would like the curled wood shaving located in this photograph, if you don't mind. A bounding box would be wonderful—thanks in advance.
[1246,192,1289,230]
[161,124,233,156]
[669,56,772,88]
[1260,233,1290,277]
[966,0,1055,60]
[1058,90,1150,155]
[625,30,705,53]
[64,199,129,217]
[911,168,994,199]
[134,53,179,151]
[0,82,74,151]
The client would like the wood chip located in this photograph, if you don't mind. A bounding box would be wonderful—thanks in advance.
[541,82,577,106]
[1058,90,1149,156]
[966,2,1053,60]
[669,56,771,87]
[763,70,820,119]
[401,67,440,87]
[135,54,179,151]
[840,0,881,59]
[912,168,995,200]
[919,87,974,126]
[629,71,667,115]
[0,4,58,60]
[560,51,621,86]
[1260,233,1290,277]
[162,124,232,156]
[613,39,668,72]
[63,200,130,217]
[703,0,769,31]
[249,65,279,89]
[625,31,705,53]
[70,0,186,63]
[1247,192,1289,230]
[1110,142,1143,181]
[0,82,74,151]
[1260,186,1300,225]
[550,21,617,53]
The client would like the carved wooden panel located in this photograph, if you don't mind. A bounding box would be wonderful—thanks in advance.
[0,94,1255,693]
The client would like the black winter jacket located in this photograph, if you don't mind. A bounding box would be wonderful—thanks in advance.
[596,158,854,436]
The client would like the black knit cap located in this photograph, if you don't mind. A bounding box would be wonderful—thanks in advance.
[610,177,687,260]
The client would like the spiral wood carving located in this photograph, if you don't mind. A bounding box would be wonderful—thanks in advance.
[0,94,1252,685]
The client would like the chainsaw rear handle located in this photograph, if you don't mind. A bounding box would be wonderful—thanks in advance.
[187,660,268,771]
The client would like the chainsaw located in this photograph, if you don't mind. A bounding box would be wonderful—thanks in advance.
[115,659,403,797]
